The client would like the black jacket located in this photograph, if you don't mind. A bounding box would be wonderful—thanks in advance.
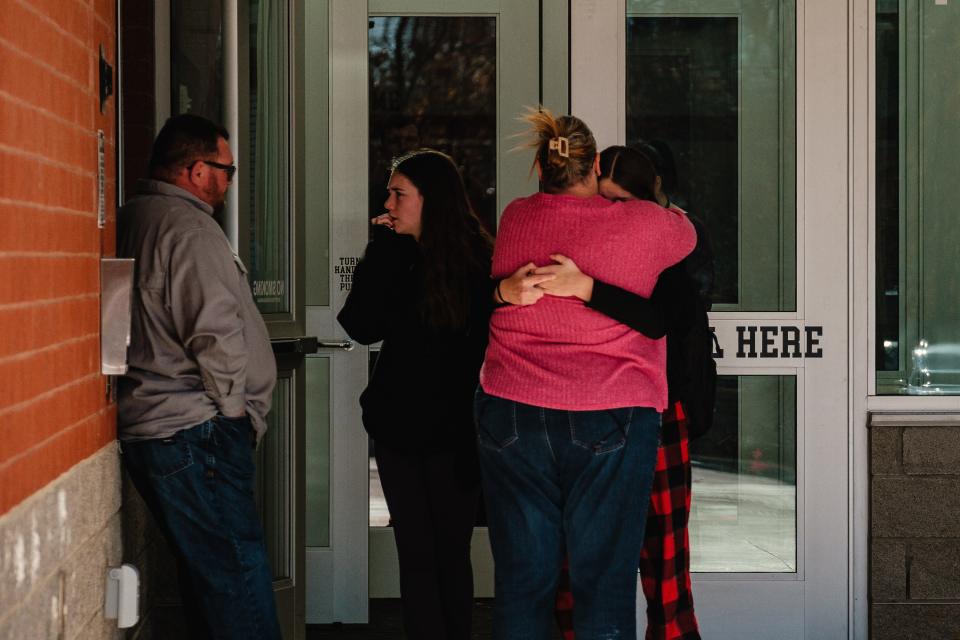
[586,216,716,437]
[337,230,494,453]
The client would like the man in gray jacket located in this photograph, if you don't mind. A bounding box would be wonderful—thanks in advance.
[117,114,280,640]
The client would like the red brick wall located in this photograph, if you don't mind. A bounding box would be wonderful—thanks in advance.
[0,0,118,516]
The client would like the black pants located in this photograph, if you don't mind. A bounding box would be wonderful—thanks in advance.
[375,443,481,640]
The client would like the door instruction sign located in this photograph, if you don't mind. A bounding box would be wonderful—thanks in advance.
[709,321,825,366]
[336,256,362,291]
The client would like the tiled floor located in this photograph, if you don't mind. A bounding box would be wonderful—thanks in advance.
[348,460,796,638]
[305,599,487,639]
[369,457,390,526]
[146,464,794,639]
[306,599,565,639]
[370,460,797,573]
[689,467,796,572]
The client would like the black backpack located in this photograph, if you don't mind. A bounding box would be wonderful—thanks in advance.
[677,292,717,440]
[675,216,717,440]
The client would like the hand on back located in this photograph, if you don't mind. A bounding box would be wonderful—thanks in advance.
[499,255,594,305]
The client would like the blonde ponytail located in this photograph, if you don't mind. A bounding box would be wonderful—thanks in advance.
[521,106,597,192]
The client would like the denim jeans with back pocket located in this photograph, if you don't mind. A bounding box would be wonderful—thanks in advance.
[122,415,281,640]
[474,387,661,640]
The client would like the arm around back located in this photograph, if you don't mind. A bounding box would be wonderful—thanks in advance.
[587,279,667,339]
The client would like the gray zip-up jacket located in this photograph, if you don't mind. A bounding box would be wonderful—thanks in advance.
[116,179,276,441]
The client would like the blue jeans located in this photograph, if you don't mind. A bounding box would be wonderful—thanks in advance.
[474,389,661,640]
[122,415,282,640]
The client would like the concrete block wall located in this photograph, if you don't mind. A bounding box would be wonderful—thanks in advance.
[121,471,186,640]
[870,413,960,639]
[0,0,121,637]
[0,445,121,640]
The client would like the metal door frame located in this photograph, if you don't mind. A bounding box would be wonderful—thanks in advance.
[573,1,853,636]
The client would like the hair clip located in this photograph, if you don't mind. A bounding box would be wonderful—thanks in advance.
[548,136,569,158]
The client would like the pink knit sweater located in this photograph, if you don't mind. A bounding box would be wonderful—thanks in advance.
[480,192,696,411]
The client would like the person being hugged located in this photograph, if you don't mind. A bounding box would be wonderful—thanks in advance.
[547,144,715,640]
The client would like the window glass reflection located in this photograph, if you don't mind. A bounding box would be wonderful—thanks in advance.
[690,376,797,573]
[875,0,960,394]
[170,1,223,121]
[875,1,900,375]
[305,1,330,307]
[627,17,737,306]
[626,9,796,311]
[369,16,497,233]
[305,357,332,547]
[256,376,292,580]
[249,0,291,315]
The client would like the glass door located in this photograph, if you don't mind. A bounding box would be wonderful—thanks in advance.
[574,1,849,637]
[167,1,309,637]
[309,0,567,621]
[237,0,307,637]
[365,0,547,600]
[300,0,369,624]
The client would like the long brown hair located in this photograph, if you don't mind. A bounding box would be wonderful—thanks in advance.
[391,149,494,331]
[521,107,597,193]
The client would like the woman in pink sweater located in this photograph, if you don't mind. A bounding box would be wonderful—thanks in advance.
[475,109,695,640]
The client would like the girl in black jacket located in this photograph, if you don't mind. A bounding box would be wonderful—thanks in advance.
[337,149,494,640]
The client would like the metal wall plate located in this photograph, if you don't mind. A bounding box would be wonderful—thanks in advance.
[101,258,135,375]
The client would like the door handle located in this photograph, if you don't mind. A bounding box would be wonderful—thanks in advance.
[271,337,320,355]
[317,339,355,351]
[270,338,356,354]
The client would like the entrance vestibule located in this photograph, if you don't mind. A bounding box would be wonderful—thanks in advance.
[152,1,859,637]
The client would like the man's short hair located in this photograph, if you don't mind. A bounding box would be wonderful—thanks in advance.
[148,114,230,181]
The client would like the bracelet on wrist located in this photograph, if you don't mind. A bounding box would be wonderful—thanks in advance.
[495,279,507,305]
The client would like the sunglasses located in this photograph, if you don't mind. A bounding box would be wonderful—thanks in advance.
[199,159,237,181]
